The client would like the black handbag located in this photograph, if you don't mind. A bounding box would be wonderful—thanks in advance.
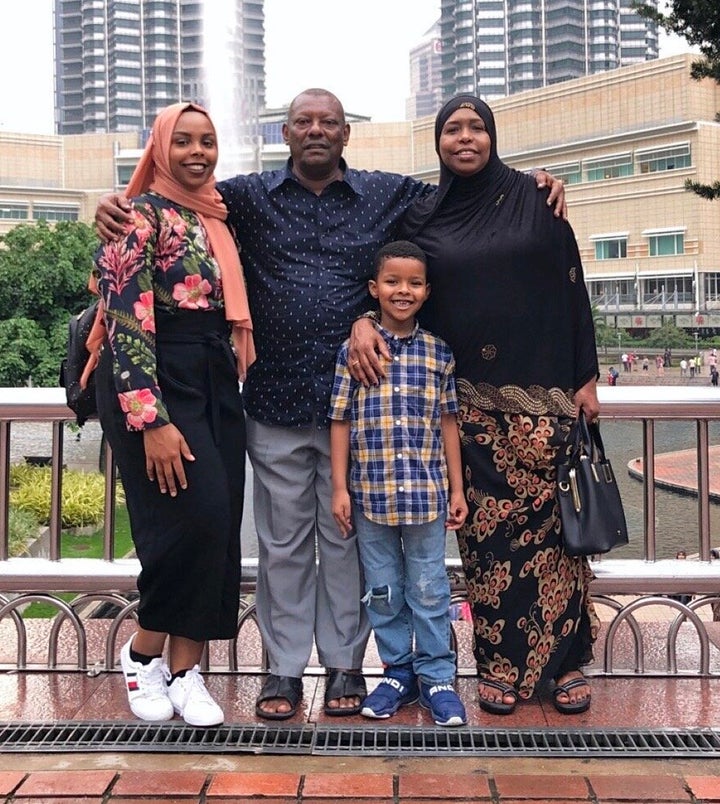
[556,411,629,557]
[59,300,100,427]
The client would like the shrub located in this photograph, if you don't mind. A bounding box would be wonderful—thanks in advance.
[8,506,41,556]
[9,464,123,529]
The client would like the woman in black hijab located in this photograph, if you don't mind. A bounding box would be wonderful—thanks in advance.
[352,95,600,716]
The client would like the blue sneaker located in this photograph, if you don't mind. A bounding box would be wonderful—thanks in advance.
[361,667,419,719]
[419,681,467,727]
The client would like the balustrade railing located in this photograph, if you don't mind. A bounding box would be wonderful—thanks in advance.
[0,386,719,676]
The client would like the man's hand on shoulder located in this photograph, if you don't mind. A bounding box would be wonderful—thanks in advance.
[95,193,133,242]
[533,170,568,221]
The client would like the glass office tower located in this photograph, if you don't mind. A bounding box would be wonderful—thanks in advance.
[439,0,659,101]
[53,0,265,135]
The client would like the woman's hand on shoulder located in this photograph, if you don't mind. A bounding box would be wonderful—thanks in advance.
[143,424,195,497]
[533,170,568,221]
[96,193,133,242]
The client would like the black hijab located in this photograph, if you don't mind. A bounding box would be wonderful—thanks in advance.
[400,95,522,239]
[398,94,598,401]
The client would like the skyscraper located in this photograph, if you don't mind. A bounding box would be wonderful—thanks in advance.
[53,0,265,135]
[438,0,659,101]
[406,21,443,120]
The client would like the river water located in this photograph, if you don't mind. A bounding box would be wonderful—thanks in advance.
[10,418,719,561]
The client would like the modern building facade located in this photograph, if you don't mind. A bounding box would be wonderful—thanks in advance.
[3,55,719,335]
[52,0,264,136]
[438,0,659,101]
[406,21,443,120]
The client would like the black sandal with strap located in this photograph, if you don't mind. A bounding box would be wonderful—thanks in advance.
[478,677,518,715]
[323,669,367,716]
[255,674,303,721]
[552,675,591,714]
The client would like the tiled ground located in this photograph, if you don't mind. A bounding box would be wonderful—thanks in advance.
[0,670,719,802]
[0,608,719,801]
[0,753,718,802]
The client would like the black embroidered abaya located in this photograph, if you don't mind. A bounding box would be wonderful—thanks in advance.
[399,95,600,699]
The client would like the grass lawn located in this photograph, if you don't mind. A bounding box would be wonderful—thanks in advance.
[23,505,134,618]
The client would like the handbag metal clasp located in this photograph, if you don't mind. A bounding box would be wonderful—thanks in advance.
[569,467,581,513]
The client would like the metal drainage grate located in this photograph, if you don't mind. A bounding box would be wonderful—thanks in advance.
[0,722,314,754]
[314,725,720,757]
[0,722,719,757]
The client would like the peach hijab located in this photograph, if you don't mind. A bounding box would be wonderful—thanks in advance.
[84,101,255,384]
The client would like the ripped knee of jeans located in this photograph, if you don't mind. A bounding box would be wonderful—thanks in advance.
[361,584,392,613]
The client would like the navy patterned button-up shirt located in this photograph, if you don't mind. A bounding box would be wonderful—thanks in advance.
[218,159,433,427]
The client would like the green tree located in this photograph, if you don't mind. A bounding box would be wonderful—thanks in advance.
[635,1,720,198]
[641,322,694,349]
[0,318,48,386]
[0,221,98,386]
[0,221,98,328]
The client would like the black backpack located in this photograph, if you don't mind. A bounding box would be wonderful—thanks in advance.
[59,300,100,426]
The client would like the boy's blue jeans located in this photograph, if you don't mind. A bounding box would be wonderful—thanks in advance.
[353,507,456,685]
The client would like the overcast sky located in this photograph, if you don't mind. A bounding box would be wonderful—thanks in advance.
[0,0,693,135]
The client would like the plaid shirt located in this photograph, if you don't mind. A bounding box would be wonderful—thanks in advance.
[328,322,458,526]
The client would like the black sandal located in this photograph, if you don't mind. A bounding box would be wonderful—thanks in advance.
[255,674,303,721]
[552,675,591,714]
[478,677,518,715]
[323,669,367,716]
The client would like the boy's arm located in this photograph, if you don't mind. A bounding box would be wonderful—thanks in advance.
[330,419,353,537]
[441,412,468,531]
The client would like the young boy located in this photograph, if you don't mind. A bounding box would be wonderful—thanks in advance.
[328,240,468,727]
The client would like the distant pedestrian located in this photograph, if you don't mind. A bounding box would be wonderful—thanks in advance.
[642,357,649,372]
[655,355,664,376]
[607,367,618,386]
[621,352,629,373]
[711,366,718,387]
[689,357,696,378]
[680,358,688,377]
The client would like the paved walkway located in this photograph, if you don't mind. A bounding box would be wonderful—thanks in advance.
[0,752,717,802]
[628,444,720,502]
[1,636,720,803]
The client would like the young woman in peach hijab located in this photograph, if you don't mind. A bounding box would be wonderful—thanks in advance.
[93,102,254,727]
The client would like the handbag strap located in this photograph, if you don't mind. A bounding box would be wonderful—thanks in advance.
[576,411,608,462]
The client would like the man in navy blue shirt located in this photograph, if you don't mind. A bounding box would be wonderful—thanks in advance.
[95,87,566,721]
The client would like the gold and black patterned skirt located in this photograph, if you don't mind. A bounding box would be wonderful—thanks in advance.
[456,379,599,699]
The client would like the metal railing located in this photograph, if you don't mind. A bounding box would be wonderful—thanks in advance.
[1,386,719,677]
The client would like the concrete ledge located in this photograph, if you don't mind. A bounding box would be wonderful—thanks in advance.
[0,557,259,593]
[589,558,720,595]
[0,557,717,597]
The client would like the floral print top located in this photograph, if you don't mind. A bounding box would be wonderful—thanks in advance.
[95,192,226,431]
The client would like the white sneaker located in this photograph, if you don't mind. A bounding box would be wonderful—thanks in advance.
[167,665,224,727]
[119,637,174,722]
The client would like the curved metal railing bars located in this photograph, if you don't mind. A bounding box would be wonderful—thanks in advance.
[591,594,645,674]
[603,596,710,675]
[0,594,86,669]
[105,598,140,670]
[601,597,646,673]
[0,385,720,675]
[667,595,720,673]
[48,593,133,671]
[234,599,268,672]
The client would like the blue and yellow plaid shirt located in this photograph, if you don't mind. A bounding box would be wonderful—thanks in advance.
[328,321,458,526]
